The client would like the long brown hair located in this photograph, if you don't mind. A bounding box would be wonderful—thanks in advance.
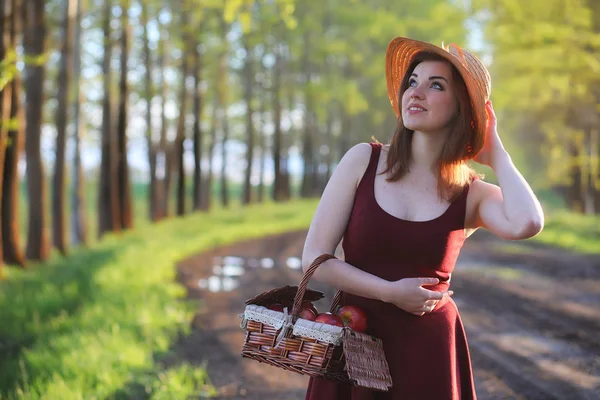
[379,51,481,202]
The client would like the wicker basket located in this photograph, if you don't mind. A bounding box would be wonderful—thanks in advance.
[239,254,393,391]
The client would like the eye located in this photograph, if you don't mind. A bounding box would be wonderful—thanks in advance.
[408,78,417,87]
[431,81,444,91]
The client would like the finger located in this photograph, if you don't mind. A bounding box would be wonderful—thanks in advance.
[419,304,435,313]
[417,278,439,286]
[424,290,445,301]
[424,299,438,307]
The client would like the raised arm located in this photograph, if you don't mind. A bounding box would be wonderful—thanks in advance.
[470,101,544,240]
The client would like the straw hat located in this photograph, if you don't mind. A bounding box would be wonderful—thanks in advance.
[386,37,491,157]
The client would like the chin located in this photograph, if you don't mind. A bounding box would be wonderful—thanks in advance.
[403,121,426,131]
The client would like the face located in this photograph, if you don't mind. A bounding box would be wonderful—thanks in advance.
[400,61,458,134]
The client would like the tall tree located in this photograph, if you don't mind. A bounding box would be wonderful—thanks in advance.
[300,29,315,198]
[22,0,50,260]
[175,0,190,216]
[141,1,158,221]
[203,97,218,211]
[271,35,284,201]
[2,0,25,266]
[218,12,230,208]
[0,0,11,273]
[257,78,267,203]
[157,19,171,219]
[116,0,133,229]
[241,35,255,205]
[192,34,204,211]
[70,0,87,246]
[477,0,600,213]
[53,0,77,254]
[98,0,121,237]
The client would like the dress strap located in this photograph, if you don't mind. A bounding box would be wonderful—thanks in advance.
[366,142,383,180]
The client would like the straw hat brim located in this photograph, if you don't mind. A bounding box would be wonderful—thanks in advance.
[385,37,491,157]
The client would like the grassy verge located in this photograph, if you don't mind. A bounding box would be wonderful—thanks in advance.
[0,199,319,399]
[531,209,600,254]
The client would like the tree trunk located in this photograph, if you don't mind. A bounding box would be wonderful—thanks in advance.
[116,1,133,229]
[175,3,189,217]
[140,1,157,221]
[52,0,75,254]
[157,27,170,219]
[242,37,255,205]
[0,0,10,272]
[218,16,229,208]
[300,33,314,198]
[2,0,25,266]
[98,0,120,238]
[203,99,218,211]
[71,0,87,246]
[257,85,266,203]
[192,36,203,211]
[271,42,283,201]
[22,0,50,260]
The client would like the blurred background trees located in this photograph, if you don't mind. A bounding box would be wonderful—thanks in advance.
[0,0,599,273]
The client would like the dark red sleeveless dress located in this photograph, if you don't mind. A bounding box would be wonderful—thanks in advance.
[305,142,477,400]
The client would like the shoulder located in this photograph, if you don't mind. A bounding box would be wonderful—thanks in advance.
[465,178,501,232]
[338,142,374,172]
[469,178,499,202]
[343,142,375,162]
[335,142,376,188]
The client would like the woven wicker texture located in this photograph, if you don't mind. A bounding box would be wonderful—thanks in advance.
[240,254,393,391]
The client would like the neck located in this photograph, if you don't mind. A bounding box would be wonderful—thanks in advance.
[410,130,448,173]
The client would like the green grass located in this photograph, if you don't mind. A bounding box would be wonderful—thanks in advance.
[2,173,597,398]
[531,208,600,254]
[0,198,320,399]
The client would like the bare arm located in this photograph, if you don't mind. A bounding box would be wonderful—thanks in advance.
[301,143,451,315]
[471,101,544,240]
[473,153,544,240]
[301,143,390,302]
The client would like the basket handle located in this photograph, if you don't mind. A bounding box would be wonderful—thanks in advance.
[291,254,337,317]
[329,290,343,314]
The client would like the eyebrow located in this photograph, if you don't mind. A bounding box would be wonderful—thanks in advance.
[411,73,448,83]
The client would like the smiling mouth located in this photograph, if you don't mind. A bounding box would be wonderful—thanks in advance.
[408,106,426,111]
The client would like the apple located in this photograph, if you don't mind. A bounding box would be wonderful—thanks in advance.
[314,312,344,327]
[300,300,318,315]
[298,307,318,321]
[267,303,285,312]
[336,305,368,333]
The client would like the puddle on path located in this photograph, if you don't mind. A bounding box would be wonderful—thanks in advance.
[197,255,303,293]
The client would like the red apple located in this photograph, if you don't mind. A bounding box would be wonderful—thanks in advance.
[267,303,285,312]
[300,301,318,315]
[298,307,318,321]
[315,312,344,327]
[336,305,368,332]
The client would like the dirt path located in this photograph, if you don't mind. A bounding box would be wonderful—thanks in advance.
[172,230,600,399]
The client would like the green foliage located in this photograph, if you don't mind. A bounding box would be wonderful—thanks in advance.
[0,199,320,399]
[0,49,18,91]
[475,0,600,191]
[533,209,600,253]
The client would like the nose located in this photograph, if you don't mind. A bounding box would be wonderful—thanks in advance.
[410,87,425,100]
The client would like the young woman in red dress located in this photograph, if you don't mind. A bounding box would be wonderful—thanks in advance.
[302,37,544,399]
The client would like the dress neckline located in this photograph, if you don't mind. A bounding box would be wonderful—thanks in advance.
[370,143,455,224]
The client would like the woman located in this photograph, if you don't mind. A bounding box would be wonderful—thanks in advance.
[302,37,544,399]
